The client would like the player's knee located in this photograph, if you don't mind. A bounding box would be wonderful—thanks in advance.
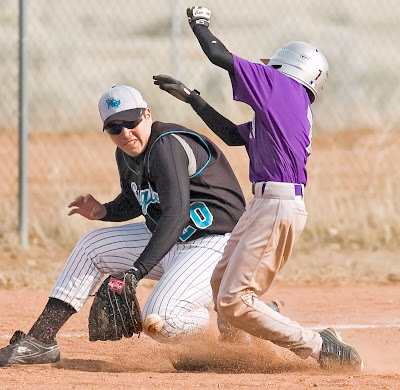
[74,231,96,252]
[72,229,105,263]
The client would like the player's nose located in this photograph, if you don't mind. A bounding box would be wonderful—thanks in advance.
[120,126,134,137]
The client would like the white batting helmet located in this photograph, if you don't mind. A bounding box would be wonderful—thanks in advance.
[261,41,329,102]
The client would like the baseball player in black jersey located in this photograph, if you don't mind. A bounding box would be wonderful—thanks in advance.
[0,85,247,367]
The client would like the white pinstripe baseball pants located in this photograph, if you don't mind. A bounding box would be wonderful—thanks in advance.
[50,222,230,342]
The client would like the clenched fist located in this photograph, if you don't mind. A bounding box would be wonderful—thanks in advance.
[186,6,211,28]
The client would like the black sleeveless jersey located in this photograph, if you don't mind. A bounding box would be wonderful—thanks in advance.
[102,121,245,276]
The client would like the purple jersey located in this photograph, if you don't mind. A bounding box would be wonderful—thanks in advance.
[231,55,313,185]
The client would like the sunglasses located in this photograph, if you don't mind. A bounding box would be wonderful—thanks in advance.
[104,116,144,135]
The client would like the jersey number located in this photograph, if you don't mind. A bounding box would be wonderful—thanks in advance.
[179,202,213,242]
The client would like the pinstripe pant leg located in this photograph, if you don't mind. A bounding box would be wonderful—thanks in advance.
[142,234,230,343]
[50,222,151,311]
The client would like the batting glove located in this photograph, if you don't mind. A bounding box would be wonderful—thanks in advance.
[153,74,200,103]
[187,6,211,28]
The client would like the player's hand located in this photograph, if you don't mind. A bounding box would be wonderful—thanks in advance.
[153,74,199,103]
[124,267,141,291]
[68,194,107,220]
[186,6,211,28]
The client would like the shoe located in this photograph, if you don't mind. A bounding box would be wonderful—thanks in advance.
[265,300,285,314]
[0,331,60,367]
[319,328,363,372]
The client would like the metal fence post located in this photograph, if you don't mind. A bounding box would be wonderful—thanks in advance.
[171,0,181,80]
[18,0,29,248]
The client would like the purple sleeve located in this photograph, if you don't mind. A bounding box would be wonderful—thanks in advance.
[230,55,275,113]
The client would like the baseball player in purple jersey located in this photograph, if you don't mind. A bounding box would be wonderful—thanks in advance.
[153,5,364,373]
[0,85,250,367]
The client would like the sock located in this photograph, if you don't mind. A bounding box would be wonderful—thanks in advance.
[28,298,76,344]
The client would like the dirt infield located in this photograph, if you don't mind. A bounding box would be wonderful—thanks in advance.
[0,282,399,389]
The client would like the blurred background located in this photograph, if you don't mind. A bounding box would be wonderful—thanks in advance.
[0,0,399,286]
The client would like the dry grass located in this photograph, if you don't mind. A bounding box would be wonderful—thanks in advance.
[304,129,400,251]
[0,128,399,287]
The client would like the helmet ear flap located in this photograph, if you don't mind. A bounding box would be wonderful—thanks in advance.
[305,86,315,104]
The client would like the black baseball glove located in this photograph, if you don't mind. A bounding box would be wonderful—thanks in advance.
[88,271,142,341]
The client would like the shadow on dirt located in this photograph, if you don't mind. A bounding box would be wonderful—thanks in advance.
[54,358,127,373]
[165,335,319,374]
[169,354,314,374]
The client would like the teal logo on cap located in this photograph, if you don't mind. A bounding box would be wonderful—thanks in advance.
[106,98,121,109]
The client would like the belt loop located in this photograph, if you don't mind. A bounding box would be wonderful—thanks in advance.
[261,182,266,195]
[294,184,304,197]
[252,182,266,196]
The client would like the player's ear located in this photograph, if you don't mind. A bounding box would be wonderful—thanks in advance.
[144,107,151,120]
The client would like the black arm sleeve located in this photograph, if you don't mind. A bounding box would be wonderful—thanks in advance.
[101,192,142,222]
[133,136,191,276]
[186,90,245,146]
[192,25,234,73]
[189,26,244,145]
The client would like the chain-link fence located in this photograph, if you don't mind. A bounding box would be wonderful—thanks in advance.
[1,0,399,250]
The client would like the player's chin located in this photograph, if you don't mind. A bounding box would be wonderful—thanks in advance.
[122,144,143,157]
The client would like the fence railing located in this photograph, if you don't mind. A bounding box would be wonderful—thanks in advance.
[1,0,399,249]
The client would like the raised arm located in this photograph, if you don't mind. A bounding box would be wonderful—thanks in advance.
[153,74,245,146]
[186,6,234,73]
